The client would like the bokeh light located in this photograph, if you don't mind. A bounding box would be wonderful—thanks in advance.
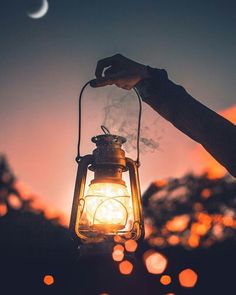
[113,244,124,252]
[8,194,22,209]
[143,250,168,274]
[0,203,8,217]
[43,274,54,286]
[114,235,123,243]
[166,215,190,232]
[179,268,198,287]
[160,275,172,285]
[144,218,154,240]
[112,249,124,262]
[167,235,180,246]
[119,260,133,275]
[124,239,138,252]
[201,188,211,199]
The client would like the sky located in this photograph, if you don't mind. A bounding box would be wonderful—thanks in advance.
[0,0,236,218]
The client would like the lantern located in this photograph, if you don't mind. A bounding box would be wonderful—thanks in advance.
[69,81,144,251]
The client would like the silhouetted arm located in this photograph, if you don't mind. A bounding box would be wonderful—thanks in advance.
[91,54,236,178]
[135,67,236,177]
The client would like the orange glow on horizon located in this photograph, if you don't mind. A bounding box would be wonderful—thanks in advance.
[195,105,236,179]
[153,179,167,187]
[43,275,54,286]
[179,268,198,288]
[119,260,133,275]
[143,250,168,274]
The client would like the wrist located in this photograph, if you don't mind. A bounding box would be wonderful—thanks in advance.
[138,65,151,80]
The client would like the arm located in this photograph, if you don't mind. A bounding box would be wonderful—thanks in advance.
[135,67,236,177]
[91,54,236,177]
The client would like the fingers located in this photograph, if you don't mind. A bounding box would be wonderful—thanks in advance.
[90,72,126,88]
[95,54,122,78]
[90,77,112,87]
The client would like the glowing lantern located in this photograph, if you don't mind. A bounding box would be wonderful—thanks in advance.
[69,81,144,249]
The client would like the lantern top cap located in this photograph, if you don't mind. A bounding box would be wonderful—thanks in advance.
[91,134,126,146]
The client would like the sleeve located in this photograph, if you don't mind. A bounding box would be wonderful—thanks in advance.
[135,66,236,177]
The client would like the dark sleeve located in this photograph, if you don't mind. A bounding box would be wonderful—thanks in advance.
[135,67,236,178]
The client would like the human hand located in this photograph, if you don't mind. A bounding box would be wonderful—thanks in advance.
[90,54,149,90]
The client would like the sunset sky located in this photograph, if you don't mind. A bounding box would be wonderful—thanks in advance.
[0,0,236,218]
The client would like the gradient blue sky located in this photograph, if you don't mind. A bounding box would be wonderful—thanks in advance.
[0,0,235,217]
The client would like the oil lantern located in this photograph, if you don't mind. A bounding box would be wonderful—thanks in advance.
[69,81,144,251]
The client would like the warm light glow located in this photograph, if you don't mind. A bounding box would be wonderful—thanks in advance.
[222,215,234,227]
[201,188,211,199]
[179,268,198,288]
[144,219,154,239]
[0,203,8,217]
[125,239,138,252]
[84,182,131,232]
[43,275,54,286]
[153,179,167,187]
[119,260,133,275]
[8,194,22,209]
[112,249,124,262]
[114,235,123,243]
[113,244,124,252]
[148,237,165,247]
[160,275,172,285]
[13,180,31,200]
[191,222,209,236]
[168,235,180,246]
[166,215,190,232]
[188,234,200,248]
[143,250,168,274]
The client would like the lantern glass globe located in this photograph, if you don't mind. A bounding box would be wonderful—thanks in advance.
[84,182,131,232]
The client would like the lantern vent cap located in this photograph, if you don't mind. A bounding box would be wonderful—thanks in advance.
[91,134,126,146]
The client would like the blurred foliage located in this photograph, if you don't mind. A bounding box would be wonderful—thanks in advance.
[143,174,236,249]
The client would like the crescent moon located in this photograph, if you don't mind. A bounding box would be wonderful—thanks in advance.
[28,0,49,19]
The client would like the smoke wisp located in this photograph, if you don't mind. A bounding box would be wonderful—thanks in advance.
[102,88,162,154]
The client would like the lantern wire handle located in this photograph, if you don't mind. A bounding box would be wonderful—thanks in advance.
[76,80,142,165]
[101,125,111,134]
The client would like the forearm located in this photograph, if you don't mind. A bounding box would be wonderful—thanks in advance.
[136,67,236,177]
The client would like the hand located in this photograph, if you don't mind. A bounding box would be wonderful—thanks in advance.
[90,54,149,90]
